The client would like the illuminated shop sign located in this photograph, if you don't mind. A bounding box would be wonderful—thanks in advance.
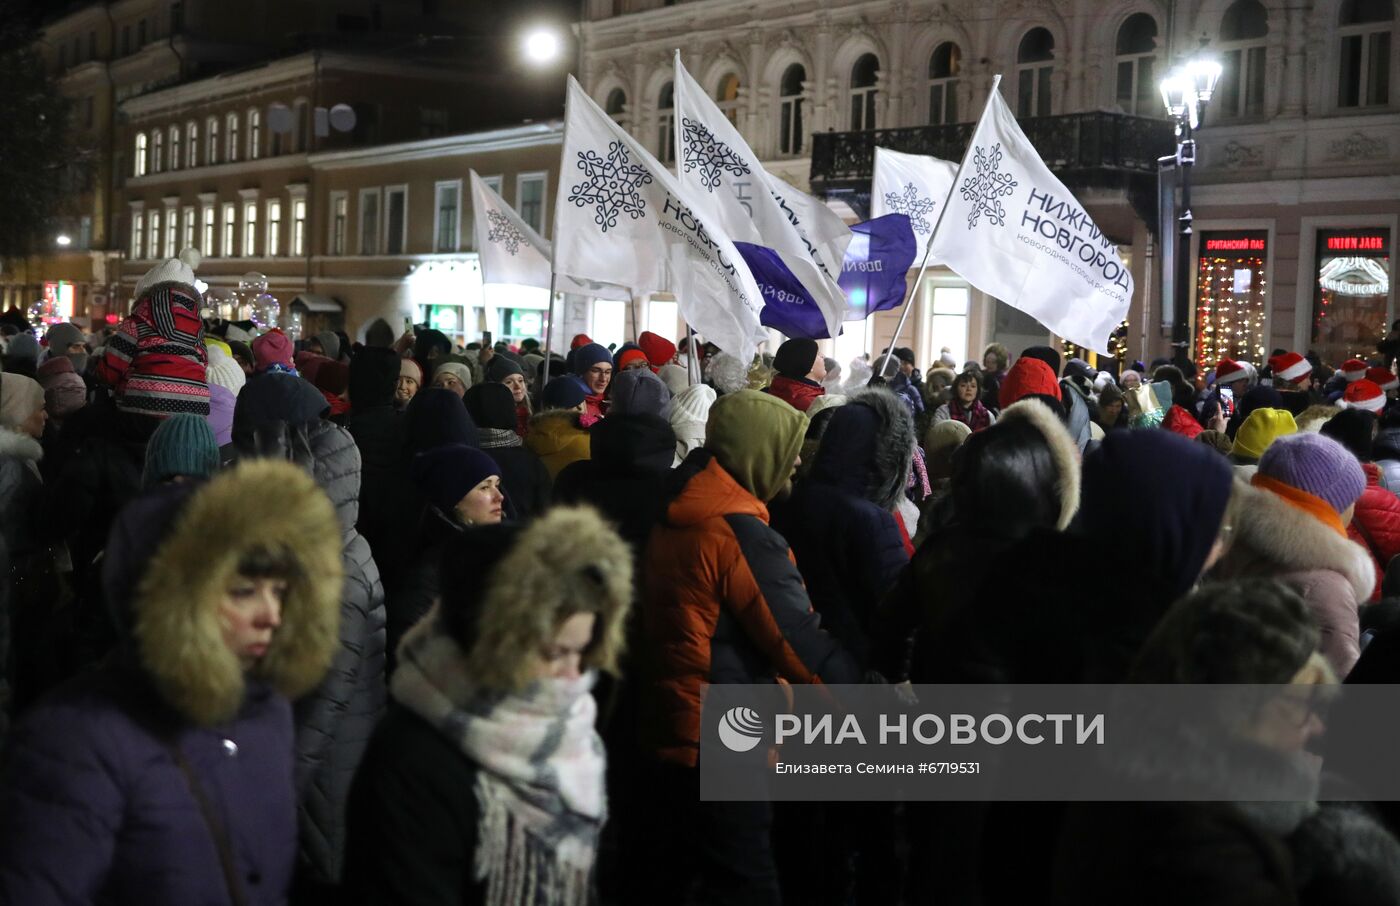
[1325,234,1388,254]
[1204,237,1267,252]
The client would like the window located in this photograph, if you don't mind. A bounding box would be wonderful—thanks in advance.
[716,72,741,126]
[359,189,380,255]
[293,100,309,152]
[130,210,144,259]
[779,63,805,155]
[1338,0,1393,107]
[247,108,261,160]
[291,198,307,256]
[148,210,161,260]
[434,182,459,252]
[169,125,181,170]
[226,112,239,162]
[928,43,961,125]
[206,116,219,165]
[1016,28,1055,118]
[605,88,627,124]
[592,299,627,348]
[182,205,194,251]
[152,129,164,173]
[923,286,970,370]
[266,200,282,257]
[243,201,258,257]
[657,81,675,164]
[384,186,406,255]
[202,205,215,256]
[482,175,503,195]
[1114,15,1159,114]
[137,18,146,46]
[330,192,347,255]
[1216,0,1269,119]
[647,299,678,338]
[420,108,449,138]
[221,204,236,256]
[79,215,92,249]
[164,206,177,257]
[183,121,197,167]
[133,132,147,176]
[850,53,880,130]
[518,174,546,235]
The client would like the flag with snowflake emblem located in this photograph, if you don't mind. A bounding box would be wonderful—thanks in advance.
[871,147,957,247]
[553,75,766,361]
[927,76,1133,355]
[673,52,849,340]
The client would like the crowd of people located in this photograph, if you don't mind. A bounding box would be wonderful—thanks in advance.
[4,249,1400,905]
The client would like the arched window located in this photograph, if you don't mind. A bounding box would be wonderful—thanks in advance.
[657,81,675,164]
[1016,28,1055,118]
[1339,0,1394,107]
[928,42,961,125]
[133,131,147,177]
[1114,14,1159,114]
[247,108,261,160]
[605,87,627,125]
[169,124,181,170]
[226,112,239,162]
[293,99,310,153]
[186,120,198,167]
[206,115,219,165]
[1216,0,1269,119]
[151,128,164,173]
[779,63,806,155]
[716,72,741,126]
[850,53,880,130]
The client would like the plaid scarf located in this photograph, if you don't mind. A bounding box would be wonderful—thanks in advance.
[392,609,605,906]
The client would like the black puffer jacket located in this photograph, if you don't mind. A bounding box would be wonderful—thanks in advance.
[233,373,388,890]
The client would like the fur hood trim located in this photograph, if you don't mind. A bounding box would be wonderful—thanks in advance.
[998,398,1081,530]
[1229,481,1376,600]
[133,459,344,726]
[468,506,633,692]
[844,386,917,511]
[0,427,43,463]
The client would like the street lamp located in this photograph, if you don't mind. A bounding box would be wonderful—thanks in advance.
[522,27,563,66]
[55,234,72,247]
[1160,54,1222,356]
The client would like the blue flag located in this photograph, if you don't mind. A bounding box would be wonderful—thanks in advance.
[839,214,917,321]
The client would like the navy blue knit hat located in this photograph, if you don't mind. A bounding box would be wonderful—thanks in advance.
[411,444,502,514]
[142,413,220,489]
[542,375,589,410]
[571,343,613,375]
[405,387,479,455]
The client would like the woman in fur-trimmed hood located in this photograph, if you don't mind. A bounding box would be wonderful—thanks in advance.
[345,506,632,906]
[0,459,343,906]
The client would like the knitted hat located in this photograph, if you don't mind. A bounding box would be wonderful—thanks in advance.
[1098,381,1124,408]
[1320,407,1377,463]
[892,346,917,367]
[616,347,650,371]
[570,333,593,350]
[1119,369,1142,390]
[97,282,209,418]
[295,351,330,386]
[1366,367,1399,393]
[252,330,295,373]
[773,338,819,380]
[133,247,201,300]
[1232,408,1297,462]
[43,322,87,358]
[486,355,525,383]
[36,358,85,420]
[670,383,716,431]
[411,444,502,515]
[206,383,235,446]
[431,362,474,393]
[313,361,350,396]
[1268,352,1312,384]
[404,388,479,455]
[1214,358,1249,386]
[658,363,689,395]
[1257,432,1367,515]
[0,373,44,429]
[1019,345,1062,376]
[142,413,219,488]
[399,358,423,386]
[923,418,972,456]
[541,375,589,410]
[706,352,750,395]
[1344,379,1386,413]
[313,330,341,361]
[1341,358,1369,382]
[571,343,613,375]
[638,331,677,370]
[1196,429,1233,456]
[999,357,1062,409]
[205,346,247,397]
[464,382,518,431]
[609,367,672,417]
[5,333,39,364]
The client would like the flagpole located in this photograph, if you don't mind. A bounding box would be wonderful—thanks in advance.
[541,274,558,389]
[686,326,699,385]
[629,291,640,341]
[878,75,1000,379]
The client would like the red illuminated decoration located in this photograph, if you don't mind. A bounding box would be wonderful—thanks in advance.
[1327,235,1387,252]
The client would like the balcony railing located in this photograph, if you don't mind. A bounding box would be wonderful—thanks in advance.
[810,111,1174,222]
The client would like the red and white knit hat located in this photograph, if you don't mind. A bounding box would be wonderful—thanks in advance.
[1268,351,1312,384]
[1367,367,1400,392]
[1214,357,1250,386]
[1344,379,1386,412]
[1341,358,1369,382]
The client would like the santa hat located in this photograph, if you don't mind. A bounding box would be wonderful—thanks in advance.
[1268,351,1311,384]
[1341,359,1369,382]
[1367,367,1399,392]
[1214,358,1250,386]
[1343,379,1386,412]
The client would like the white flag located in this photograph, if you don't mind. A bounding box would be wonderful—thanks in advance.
[871,147,957,244]
[673,52,848,339]
[552,75,764,361]
[470,170,629,300]
[768,174,853,283]
[927,77,1133,354]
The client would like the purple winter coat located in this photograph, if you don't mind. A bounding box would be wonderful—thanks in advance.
[0,664,298,906]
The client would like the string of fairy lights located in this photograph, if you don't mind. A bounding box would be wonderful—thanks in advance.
[1194,254,1268,372]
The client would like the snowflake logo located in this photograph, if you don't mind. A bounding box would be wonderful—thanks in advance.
[486,210,526,256]
[959,143,1018,229]
[568,141,654,233]
[681,117,750,191]
[884,183,937,235]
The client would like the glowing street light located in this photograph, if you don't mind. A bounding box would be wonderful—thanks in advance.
[522,27,562,66]
[55,234,72,247]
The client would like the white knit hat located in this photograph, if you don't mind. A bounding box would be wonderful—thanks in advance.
[670,382,717,429]
[658,363,688,396]
[134,247,202,300]
[205,346,247,396]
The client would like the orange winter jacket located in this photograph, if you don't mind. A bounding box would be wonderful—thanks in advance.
[641,452,859,767]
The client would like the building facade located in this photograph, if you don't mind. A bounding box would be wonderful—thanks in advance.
[579,0,1399,370]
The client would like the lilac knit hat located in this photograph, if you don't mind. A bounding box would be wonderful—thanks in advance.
[1256,432,1366,515]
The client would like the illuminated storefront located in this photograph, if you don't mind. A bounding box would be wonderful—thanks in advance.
[1312,229,1391,368]
[1194,231,1269,373]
